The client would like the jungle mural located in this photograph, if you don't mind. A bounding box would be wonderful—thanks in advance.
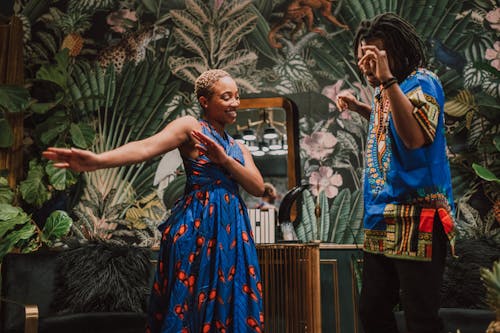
[0,0,499,252]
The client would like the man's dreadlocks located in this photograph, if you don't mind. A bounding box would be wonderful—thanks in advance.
[353,12,427,82]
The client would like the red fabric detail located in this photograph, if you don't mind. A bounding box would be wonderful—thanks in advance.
[425,244,432,258]
[419,208,435,232]
[438,208,454,234]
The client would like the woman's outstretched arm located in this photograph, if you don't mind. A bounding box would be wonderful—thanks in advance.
[43,116,199,171]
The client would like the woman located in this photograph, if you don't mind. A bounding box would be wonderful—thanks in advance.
[43,69,265,333]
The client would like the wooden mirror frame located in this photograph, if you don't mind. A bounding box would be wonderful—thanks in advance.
[238,97,300,190]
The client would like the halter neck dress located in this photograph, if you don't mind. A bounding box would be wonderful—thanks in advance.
[147,119,264,333]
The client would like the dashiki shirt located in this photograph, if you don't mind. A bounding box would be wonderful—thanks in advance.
[363,68,456,261]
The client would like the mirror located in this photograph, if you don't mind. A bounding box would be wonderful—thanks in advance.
[227,97,300,209]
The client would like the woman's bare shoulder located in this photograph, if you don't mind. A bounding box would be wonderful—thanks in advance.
[166,115,201,133]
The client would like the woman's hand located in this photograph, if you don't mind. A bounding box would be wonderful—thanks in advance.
[191,130,229,165]
[192,130,264,196]
[42,147,101,172]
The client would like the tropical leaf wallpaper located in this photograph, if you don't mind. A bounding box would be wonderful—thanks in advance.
[0,0,498,246]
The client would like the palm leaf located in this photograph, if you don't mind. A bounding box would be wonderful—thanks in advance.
[123,61,152,114]
[36,30,58,55]
[218,0,253,24]
[217,12,257,57]
[170,9,205,38]
[343,189,364,244]
[346,0,369,21]
[169,56,208,83]
[467,114,490,149]
[185,0,210,24]
[429,0,462,42]
[234,77,260,94]
[79,59,180,215]
[220,50,258,72]
[444,90,477,118]
[21,0,51,23]
[337,130,360,157]
[172,28,208,63]
[319,191,330,241]
[300,189,317,241]
[206,23,219,63]
[245,5,279,63]
[445,11,473,49]
[329,188,351,243]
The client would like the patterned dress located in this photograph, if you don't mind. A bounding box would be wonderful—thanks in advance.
[362,69,456,261]
[147,119,264,333]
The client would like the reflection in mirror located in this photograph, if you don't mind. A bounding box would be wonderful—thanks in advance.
[228,97,300,210]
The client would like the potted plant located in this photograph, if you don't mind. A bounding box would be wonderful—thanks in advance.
[481,260,500,333]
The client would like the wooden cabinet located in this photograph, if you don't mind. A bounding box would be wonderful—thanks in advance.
[320,244,364,333]
[256,243,364,333]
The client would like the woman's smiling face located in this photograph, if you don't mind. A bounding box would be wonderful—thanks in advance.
[200,76,240,127]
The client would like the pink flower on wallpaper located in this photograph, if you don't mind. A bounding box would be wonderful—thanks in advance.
[321,80,373,120]
[309,166,343,198]
[107,9,138,33]
[485,41,500,71]
[486,8,500,32]
[302,131,338,160]
[322,80,355,120]
[322,80,352,106]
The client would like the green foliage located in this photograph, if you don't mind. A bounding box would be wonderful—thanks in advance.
[0,85,30,113]
[36,49,71,91]
[0,177,14,203]
[167,0,261,92]
[0,119,14,148]
[0,84,31,148]
[19,160,51,208]
[0,182,73,261]
[473,163,499,183]
[73,185,131,241]
[480,260,500,314]
[296,188,363,244]
[0,204,73,261]
[45,163,78,191]
[72,184,161,246]
[68,58,180,245]
[78,58,180,219]
[7,0,498,249]
[455,201,500,242]
[124,192,165,247]
[162,174,187,210]
[40,210,73,246]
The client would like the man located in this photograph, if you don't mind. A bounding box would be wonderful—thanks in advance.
[336,13,456,333]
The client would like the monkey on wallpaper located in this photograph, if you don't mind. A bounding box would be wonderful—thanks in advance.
[268,0,349,49]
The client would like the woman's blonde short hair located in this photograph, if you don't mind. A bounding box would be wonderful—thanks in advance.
[194,69,231,99]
